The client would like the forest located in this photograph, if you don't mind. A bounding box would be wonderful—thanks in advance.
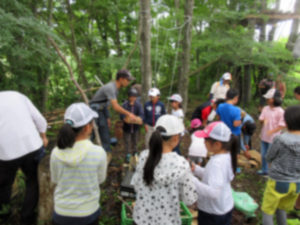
[1,0,300,224]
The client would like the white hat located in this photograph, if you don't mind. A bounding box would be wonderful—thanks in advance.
[263,88,276,99]
[148,88,160,97]
[168,94,183,103]
[222,72,232,81]
[155,115,184,136]
[64,103,98,128]
[197,121,231,142]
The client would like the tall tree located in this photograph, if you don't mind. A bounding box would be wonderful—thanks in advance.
[178,0,194,111]
[140,0,152,103]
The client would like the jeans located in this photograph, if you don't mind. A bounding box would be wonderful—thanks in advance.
[261,141,271,174]
[198,209,233,225]
[91,104,111,152]
[0,147,43,224]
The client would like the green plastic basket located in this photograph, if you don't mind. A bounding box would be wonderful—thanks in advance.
[121,201,193,225]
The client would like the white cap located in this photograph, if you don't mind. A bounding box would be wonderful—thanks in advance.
[263,88,276,99]
[197,121,231,142]
[64,103,98,128]
[222,72,232,81]
[148,88,160,97]
[155,115,184,136]
[168,94,183,103]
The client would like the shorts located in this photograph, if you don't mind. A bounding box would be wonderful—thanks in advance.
[261,179,300,215]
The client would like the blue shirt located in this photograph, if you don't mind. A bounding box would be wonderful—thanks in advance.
[143,101,166,126]
[217,103,241,136]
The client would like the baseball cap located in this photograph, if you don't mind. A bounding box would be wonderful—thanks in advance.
[190,118,202,129]
[263,88,276,99]
[155,115,184,136]
[148,88,160,97]
[168,94,183,103]
[197,121,231,142]
[116,69,135,81]
[128,88,138,97]
[222,72,232,81]
[64,103,98,128]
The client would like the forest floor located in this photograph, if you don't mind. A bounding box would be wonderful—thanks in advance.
[3,108,300,225]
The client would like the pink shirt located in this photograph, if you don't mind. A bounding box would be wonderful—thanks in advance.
[259,106,285,143]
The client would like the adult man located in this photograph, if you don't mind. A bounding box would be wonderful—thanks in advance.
[209,72,232,100]
[90,69,138,154]
[0,91,48,225]
[258,75,275,111]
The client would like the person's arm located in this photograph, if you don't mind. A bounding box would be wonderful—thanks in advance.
[193,164,205,179]
[24,95,48,147]
[233,107,242,127]
[161,103,166,115]
[233,120,242,127]
[267,126,285,136]
[50,153,58,184]
[110,99,136,120]
[98,148,108,184]
[178,171,198,206]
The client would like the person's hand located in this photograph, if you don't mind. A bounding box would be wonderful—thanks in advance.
[128,112,136,121]
[42,136,48,147]
[244,150,251,160]
[245,145,250,150]
[107,118,111,128]
[144,124,148,132]
[190,161,196,172]
[267,130,273,136]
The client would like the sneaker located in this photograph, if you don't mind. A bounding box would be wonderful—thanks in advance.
[236,167,242,174]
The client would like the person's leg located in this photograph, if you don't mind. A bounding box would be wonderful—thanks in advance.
[275,209,287,225]
[262,212,274,225]
[260,141,270,174]
[123,132,130,155]
[145,126,154,149]
[0,159,18,221]
[20,149,41,225]
[132,131,139,154]
[97,109,111,152]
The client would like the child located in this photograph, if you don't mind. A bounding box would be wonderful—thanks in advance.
[143,88,166,148]
[131,115,197,225]
[240,110,256,158]
[261,105,300,225]
[120,88,144,162]
[50,103,107,225]
[216,89,242,138]
[168,93,184,155]
[188,118,207,165]
[258,88,285,175]
[168,93,184,120]
[191,121,238,225]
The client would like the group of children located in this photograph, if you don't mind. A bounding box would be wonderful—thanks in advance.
[49,80,300,225]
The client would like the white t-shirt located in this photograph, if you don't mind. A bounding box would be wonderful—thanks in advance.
[210,81,230,100]
[0,91,47,160]
[193,153,234,215]
[171,109,184,119]
[188,131,207,158]
[131,150,197,225]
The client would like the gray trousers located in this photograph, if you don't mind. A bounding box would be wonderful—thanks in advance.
[124,131,139,154]
[262,210,287,225]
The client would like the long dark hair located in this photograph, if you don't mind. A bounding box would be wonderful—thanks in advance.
[206,134,238,174]
[57,122,84,149]
[143,126,171,186]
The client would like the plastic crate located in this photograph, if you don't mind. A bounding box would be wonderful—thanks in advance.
[121,201,192,225]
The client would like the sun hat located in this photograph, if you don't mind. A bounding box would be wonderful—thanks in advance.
[263,88,276,99]
[222,72,232,81]
[190,118,202,129]
[168,94,183,103]
[148,88,160,97]
[197,121,231,142]
[155,115,184,136]
[64,103,98,128]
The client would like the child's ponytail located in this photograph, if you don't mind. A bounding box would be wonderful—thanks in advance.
[229,134,238,174]
[143,126,170,186]
[57,122,84,149]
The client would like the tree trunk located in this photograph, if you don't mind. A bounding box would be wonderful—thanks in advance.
[286,0,300,51]
[259,0,267,42]
[242,65,251,106]
[268,0,280,41]
[178,0,194,112]
[140,0,152,104]
[65,0,89,89]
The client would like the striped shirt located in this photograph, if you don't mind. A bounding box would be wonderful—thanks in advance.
[266,132,300,182]
[50,140,107,217]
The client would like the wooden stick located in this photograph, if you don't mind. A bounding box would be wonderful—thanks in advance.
[48,37,101,146]
[117,196,133,214]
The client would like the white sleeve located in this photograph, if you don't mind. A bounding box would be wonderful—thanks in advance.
[24,95,47,133]
[178,171,198,206]
[210,82,217,94]
[193,165,205,179]
[192,176,222,200]
[98,148,108,184]
[50,153,58,184]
